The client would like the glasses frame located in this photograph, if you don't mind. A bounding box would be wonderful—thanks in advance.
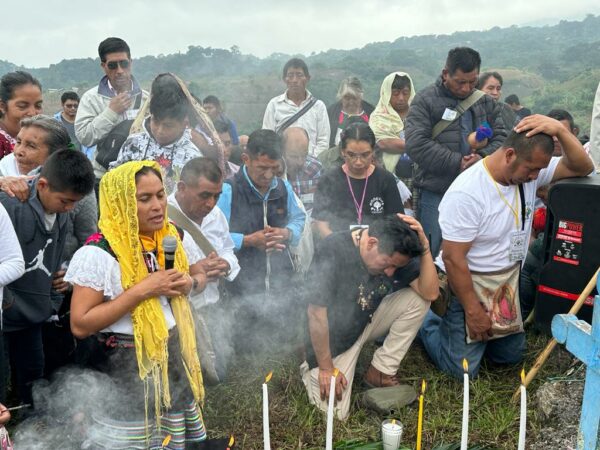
[106,59,130,70]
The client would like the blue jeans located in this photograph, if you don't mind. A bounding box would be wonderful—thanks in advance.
[419,296,525,379]
[418,189,444,258]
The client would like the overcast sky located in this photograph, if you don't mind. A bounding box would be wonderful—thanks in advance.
[3,0,599,67]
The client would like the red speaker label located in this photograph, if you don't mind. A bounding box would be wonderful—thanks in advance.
[553,220,583,266]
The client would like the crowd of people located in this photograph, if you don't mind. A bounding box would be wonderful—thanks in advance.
[0,35,598,448]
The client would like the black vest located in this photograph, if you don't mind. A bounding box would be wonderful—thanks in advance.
[227,169,294,296]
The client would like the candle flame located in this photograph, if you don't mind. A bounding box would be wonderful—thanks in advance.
[162,434,172,447]
[228,435,234,447]
[333,368,339,377]
[463,358,469,373]
[421,379,427,394]
[392,419,396,425]
[520,368,526,384]
[265,371,273,383]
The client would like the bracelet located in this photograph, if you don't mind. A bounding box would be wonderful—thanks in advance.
[189,274,199,294]
[422,247,431,255]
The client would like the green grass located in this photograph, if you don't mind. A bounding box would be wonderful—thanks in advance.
[202,329,575,449]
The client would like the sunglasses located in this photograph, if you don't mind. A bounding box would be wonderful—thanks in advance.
[106,59,130,70]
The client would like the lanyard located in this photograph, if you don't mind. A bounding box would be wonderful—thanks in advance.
[346,173,370,225]
[482,159,520,229]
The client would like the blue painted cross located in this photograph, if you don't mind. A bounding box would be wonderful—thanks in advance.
[552,278,600,450]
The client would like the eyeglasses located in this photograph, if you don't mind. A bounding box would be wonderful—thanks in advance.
[106,59,130,70]
[64,104,78,109]
[343,151,373,161]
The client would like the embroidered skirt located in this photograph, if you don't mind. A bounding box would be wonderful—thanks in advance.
[82,332,206,450]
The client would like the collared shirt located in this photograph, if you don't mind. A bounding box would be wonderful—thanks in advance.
[288,155,322,208]
[217,166,306,250]
[262,89,330,157]
[167,193,240,308]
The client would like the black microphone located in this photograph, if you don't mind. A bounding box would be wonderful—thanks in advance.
[162,236,177,270]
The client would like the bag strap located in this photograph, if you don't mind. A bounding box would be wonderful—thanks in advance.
[167,204,216,255]
[276,96,318,135]
[518,184,526,231]
[431,90,486,140]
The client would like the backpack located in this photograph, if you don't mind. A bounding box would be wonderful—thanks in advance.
[95,95,142,170]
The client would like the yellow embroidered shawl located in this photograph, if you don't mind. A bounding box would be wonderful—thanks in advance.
[98,160,204,417]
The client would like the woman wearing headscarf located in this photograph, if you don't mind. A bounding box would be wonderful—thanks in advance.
[66,161,208,449]
[369,72,417,209]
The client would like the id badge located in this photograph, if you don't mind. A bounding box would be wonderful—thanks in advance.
[509,230,528,262]
[300,193,314,205]
[442,108,458,121]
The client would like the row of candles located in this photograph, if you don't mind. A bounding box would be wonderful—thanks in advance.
[262,360,528,450]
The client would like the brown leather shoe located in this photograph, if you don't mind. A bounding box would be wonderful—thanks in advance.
[363,364,400,388]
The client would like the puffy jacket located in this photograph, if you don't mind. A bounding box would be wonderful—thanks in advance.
[405,77,507,194]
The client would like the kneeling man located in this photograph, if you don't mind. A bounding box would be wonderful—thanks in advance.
[301,214,438,420]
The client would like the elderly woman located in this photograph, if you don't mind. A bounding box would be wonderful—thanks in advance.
[313,122,404,239]
[66,161,208,449]
[0,71,43,160]
[0,115,70,177]
[327,77,374,148]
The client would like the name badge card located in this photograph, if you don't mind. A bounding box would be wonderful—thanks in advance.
[509,230,528,262]
[442,108,458,121]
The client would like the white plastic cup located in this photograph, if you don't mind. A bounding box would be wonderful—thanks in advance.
[381,419,403,450]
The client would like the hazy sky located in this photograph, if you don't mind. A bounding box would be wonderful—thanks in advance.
[3,0,599,67]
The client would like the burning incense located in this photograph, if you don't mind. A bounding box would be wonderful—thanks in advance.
[416,380,426,450]
[518,369,527,450]
[6,404,31,412]
[263,371,273,450]
[460,359,469,450]
[325,368,339,450]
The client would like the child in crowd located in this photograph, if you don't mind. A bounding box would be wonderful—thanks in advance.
[0,150,95,408]
[112,73,202,194]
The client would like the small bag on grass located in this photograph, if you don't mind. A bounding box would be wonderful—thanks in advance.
[361,385,417,415]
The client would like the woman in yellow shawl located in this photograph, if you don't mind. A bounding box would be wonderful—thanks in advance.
[66,161,207,449]
[369,72,417,211]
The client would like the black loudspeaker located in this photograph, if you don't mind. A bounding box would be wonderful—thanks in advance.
[535,176,600,333]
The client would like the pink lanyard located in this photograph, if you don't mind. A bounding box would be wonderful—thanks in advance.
[346,173,370,225]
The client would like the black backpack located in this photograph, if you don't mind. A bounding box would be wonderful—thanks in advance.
[95,95,142,170]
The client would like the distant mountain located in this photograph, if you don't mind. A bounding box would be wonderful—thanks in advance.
[3,14,600,134]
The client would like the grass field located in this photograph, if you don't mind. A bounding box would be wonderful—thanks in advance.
[202,329,575,450]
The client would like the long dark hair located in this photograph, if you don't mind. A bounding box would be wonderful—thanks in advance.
[340,122,376,150]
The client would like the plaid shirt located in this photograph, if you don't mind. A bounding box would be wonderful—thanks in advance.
[289,155,322,198]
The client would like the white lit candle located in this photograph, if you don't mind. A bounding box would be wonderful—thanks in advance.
[460,359,469,450]
[325,368,339,450]
[518,369,527,450]
[263,371,272,450]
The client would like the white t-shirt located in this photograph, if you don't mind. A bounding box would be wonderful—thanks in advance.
[65,232,202,335]
[436,157,561,272]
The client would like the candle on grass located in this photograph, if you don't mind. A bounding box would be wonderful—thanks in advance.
[263,371,273,450]
[226,435,235,450]
[326,368,339,450]
[416,380,426,450]
[518,368,527,450]
[460,359,469,450]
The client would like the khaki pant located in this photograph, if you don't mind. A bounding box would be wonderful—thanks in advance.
[301,287,430,420]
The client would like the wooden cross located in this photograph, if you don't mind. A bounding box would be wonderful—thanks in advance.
[552,278,600,450]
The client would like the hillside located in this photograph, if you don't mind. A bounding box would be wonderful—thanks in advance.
[3,14,600,134]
